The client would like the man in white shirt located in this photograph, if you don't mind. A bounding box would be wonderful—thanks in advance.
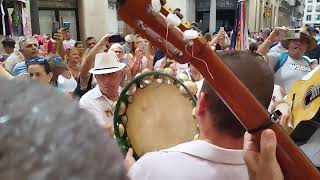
[63,30,76,50]
[79,52,125,129]
[128,51,275,180]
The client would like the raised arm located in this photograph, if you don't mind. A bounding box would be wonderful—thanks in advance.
[256,27,284,63]
[79,34,112,82]
[52,28,67,60]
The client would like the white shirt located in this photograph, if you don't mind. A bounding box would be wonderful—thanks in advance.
[63,39,76,49]
[195,79,204,97]
[4,51,24,74]
[176,63,189,75]
[302,65,320,81]
[154,57,166,69]
[268,52,311,93]
[129,140,248,180]
[57,74,77,93]
[79,86,115,126]
[269,42,287,54]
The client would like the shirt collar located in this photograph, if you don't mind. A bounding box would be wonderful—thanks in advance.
[91,86,103,99]
[92,86,121,102]
[162,140,245,165]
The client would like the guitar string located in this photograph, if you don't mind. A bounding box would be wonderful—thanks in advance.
[185,44,214,80]
[164,13,213,79]
[306,85,320,102]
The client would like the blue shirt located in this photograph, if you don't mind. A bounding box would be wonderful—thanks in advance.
[12,61,27,76]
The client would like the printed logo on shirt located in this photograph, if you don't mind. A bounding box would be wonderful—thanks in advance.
[289,63,310,72]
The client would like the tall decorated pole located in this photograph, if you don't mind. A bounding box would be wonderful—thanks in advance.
[230,0,249,51]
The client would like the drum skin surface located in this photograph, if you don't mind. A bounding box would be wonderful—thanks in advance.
[114,71,198,159]
[126,81,197,157]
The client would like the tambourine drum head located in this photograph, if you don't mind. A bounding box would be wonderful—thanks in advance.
[126,81,197,157]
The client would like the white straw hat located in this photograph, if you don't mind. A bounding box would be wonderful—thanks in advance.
[89,52,126,75]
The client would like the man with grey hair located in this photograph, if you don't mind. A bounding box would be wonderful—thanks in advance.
[11,38,39,76]
[10,30,66,77]
[0,79,128,180]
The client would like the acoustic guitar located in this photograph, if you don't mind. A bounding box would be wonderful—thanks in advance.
[285,68,320,132]
[116,0,320,179]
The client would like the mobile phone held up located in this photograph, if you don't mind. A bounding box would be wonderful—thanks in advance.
[108,34,125,43]
[63,21,71,30]
[52,21,60,37]
[279,29,300,40]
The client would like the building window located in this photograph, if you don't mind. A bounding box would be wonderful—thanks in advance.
[309,0,314,3]
[307,6,313,12]
[318,0,320,2]
[307,15,312,21]
[316,15,320,21]
[317,5,320,12]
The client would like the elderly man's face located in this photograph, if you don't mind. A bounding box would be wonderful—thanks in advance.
[110,47,124,60]
[288,39,309,59]
[20,41,39,60]
[95,71,123,93]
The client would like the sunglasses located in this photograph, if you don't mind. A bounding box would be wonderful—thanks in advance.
[26,57,48,66]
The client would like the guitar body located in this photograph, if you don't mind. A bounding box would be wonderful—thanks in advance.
[285,69,320,130]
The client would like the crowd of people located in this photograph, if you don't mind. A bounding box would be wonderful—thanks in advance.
[0,19,320,179]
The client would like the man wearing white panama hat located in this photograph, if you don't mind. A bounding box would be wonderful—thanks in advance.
[79,52,126,128]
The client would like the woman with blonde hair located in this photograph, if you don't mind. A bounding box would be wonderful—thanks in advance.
[65,47,81,81]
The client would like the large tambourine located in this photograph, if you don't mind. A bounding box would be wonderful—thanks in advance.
[114,70,198,159]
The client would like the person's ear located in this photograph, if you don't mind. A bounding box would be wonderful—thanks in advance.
[48,72,53,82]
[196,92,207,118]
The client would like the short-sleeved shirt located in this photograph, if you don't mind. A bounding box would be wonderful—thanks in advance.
[12,61,27,77]
[268,52,311,93]
[5,52,24,74]
[79,86,117,126]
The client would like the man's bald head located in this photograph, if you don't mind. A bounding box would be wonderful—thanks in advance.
[201,51,274,138]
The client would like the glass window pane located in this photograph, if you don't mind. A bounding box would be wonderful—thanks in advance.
[307,15,312,21]
[59,10,77,40]
[39,10,55,35]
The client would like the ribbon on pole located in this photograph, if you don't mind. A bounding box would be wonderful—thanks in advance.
[230,0,248,51]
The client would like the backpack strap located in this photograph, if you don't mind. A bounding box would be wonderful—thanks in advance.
[274,52,288,72]
[302,56,312,66]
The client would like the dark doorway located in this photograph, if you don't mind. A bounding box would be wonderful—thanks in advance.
[196,11,210,33]
[216,9,236,32]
